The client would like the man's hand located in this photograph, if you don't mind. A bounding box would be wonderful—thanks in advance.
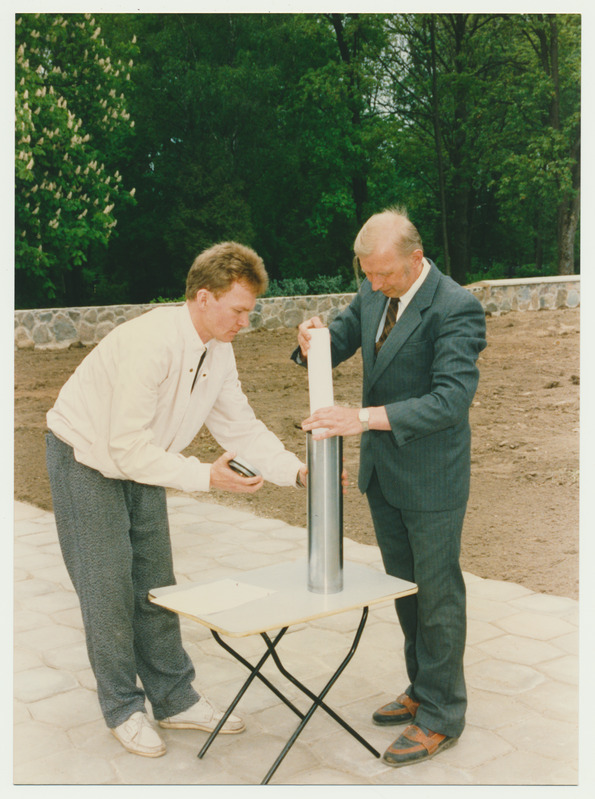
[302,405,391,439]
[297,315,325,359]
[297,463,308,487]
[210,451,264,493]
[298,460,349,493]
[302,406,363,439]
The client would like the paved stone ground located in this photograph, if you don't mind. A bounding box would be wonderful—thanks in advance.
[13,495,580,787]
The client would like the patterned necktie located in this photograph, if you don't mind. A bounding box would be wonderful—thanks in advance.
[375,297,400,354]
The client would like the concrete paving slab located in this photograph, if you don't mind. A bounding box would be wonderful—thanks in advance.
[465,686,543,731]
[20,588,80,616]
[12,497,581,787]
[43,642,91,672]
[466,577,534,601]
[438,724,515,769]
[15,621,84,654]
[28,686,104,728]
[476,632,566,665]
[468,749,578,785]
[13,608,54,633]
[517,677,578,716]
[14,503,46,521]
[14,665,78,703]
[14,576,61,600]
[510,592,579,615]
[14,648,44,672]
[13,721,72,766]
[466,617,507,644]
[552,630,579,655]
[15,750,118,785]
[52,607,85,629]
[536,654,579,685]
[497,716,578,762]
[496,611,577,639]
[465,658,546,695]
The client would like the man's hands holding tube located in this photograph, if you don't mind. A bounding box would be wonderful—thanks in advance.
[302,406,365,440]
[297,315,325,359]
[298,316,390,440]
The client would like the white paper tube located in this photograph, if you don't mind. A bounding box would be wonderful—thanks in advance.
[307,327,334,414]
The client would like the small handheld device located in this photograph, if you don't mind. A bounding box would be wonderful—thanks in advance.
[228,456,261,478]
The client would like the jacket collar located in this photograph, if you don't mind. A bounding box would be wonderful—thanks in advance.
[367,259,441,386]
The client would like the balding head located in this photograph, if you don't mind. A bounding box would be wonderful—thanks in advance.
[354,207,423,260]
[353,207,424,298]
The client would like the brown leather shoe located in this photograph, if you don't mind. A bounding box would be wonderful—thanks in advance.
[382,724,457,767]
[373,693,420,726]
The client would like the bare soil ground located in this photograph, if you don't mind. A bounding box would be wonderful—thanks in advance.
[14,308,580,599]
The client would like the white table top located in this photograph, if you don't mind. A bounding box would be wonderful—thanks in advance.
[149,559,417,637]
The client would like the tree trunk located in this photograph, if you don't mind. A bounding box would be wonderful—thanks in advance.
[429,17,451,276]
[547,15,579,275]
[534,234,544,272]
[557,149,580,275]
[329,14,368,227]
[449,185,472,284]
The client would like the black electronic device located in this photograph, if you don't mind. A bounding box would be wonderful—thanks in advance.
[228,456,261,478]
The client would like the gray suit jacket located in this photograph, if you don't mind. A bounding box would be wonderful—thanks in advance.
[326,261,487,512]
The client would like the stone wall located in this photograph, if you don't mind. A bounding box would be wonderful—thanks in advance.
[466,275,580,315]
[14,275,580,350]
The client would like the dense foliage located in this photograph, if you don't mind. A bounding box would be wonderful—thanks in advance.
[15,13,137,307]
[14,12,580,309]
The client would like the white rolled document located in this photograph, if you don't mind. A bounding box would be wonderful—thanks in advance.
[307,327,334,415]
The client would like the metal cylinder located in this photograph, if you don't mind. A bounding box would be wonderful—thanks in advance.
[306,433,343,594]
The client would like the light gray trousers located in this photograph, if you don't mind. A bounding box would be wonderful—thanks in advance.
[45,432,199,728]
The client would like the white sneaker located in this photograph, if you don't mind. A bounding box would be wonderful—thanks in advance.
[111,711,167,757]
[158,695,245,734]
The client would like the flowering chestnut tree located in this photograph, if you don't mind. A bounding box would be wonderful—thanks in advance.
[15,13,137,306]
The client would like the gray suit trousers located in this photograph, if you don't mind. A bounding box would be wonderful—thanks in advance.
[366,470,467,739]
[45,432,199,728]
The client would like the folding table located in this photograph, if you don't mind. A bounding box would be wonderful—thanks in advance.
[149,558,417,784]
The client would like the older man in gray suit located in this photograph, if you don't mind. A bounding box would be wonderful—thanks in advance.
[296,207,487,767]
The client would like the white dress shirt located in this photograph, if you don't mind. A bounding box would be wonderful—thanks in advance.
[47,303,302,493]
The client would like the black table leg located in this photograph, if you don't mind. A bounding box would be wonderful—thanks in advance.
[260,606,379,784]
[259,609,379,758]
[200,606,379,784]
[198,626,299,760]
[210,629,305,720]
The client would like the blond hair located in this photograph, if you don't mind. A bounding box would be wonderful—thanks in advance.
[185,241,268,300]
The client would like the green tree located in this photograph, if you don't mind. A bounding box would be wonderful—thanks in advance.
[378,13,580,282]
[284,14,390,277]
[15,13,137,308]
[378,14,516,283]
[101,13,384,299]
[490,14,580,275]
[99,13,275,301]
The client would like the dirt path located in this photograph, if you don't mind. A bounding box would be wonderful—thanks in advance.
[14,308,579,599]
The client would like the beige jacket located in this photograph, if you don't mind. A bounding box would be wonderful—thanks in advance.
[47,303,302,492]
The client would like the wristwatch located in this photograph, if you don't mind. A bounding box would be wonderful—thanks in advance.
[358,408,370,432]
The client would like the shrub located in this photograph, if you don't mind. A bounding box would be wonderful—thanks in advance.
[151,273,358,303]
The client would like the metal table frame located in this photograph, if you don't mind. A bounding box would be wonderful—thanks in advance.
[149,559,417,784]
